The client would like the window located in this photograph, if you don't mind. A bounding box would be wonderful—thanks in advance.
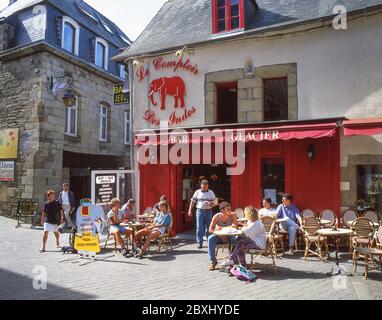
[213,0,244,34]
[216,82,238,124]
[99,105,108,142]
[95,37,109,70]
[119,64,127,79]
[124,112,130,144]
[263,77,288,122]
[357,165,382,219]
[262,158,285,205]
[62,16,80,55]
[65,96,78,136]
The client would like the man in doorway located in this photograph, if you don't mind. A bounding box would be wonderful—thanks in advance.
[58,183,75,231]
[40,190,64,252]
[276,193,302,256]
[188,180,218,249]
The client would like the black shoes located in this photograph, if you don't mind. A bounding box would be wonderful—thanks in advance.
[197,243,203,249]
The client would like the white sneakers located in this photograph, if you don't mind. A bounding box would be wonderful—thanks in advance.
[219,258,234,267]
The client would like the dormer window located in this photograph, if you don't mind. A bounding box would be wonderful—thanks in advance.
[95,37,109,70]
[62,16,80,55]
[212,0,244,34]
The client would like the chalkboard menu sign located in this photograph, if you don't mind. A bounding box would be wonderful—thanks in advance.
[94,174,117,205]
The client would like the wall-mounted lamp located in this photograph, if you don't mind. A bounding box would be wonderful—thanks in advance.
[307,145,315,160]
[50,74,76,107]
[132,57,144,68]
[175,45,194,58]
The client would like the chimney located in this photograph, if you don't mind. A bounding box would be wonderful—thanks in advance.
[9,0,18,5]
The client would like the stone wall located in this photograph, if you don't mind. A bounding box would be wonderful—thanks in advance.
[205,63,297,125]
[0,50,131,216]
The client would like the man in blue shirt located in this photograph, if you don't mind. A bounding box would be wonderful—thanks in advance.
[276,193,302,255]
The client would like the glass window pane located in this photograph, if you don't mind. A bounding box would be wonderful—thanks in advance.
[230,0,239,5]
[102,117,107,139]
[230,4,239,17]
[218,20,226,32]
[218,7,225,20]
[63,22,75,53]
[217,0,225,7]
[231,17,240,29]
[96,42,105,68]
[70,109,76,134]
[65,108,70,133]
[263,78,288,121]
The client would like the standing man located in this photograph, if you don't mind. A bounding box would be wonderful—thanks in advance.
[276,193,302,256]
[188,180,217,249]
[58,183,75,231]
[40,190,64,252]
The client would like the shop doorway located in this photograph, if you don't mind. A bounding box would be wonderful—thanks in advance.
[261,158,285,206]
[180,164,231,231]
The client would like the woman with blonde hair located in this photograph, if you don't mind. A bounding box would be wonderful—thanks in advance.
[221,206,266,268]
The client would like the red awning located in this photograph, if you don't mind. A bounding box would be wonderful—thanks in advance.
[135,122,338,146]
[343,118,382,137]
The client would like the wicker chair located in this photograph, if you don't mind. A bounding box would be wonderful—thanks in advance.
[261,216,284,256]
[319,209,338,228]
[341,209,358,228]
[302,216,328,261]
[104,222,129,253]
[376,226,382,250]
[301,209,316,219]
[247,237,278,275]
[351,217,375,263]
[362,210,379,223]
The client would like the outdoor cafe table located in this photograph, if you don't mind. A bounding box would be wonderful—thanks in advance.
[214,228,244,237]
[120,221,145,254]
[317,228,353,277]
[137,214,155,222]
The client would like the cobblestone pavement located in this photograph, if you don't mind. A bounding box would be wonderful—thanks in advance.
[0,216,381,300]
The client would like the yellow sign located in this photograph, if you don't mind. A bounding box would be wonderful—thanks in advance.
[113,84,129,105]
[0,129,18,159]
[74,232,101,253]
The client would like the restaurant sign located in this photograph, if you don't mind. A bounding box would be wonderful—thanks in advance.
[0,161,15,181]
[113,84,129,105]
[137,57,199,127]
[95,175,116,205]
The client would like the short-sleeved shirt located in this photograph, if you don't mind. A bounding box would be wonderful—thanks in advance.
[191,189,216,210]
[107,209,124,226]
[243,220,266,249]
[154,212,171,234]
[276,204,301,224]
[259,207,277,217]
[44,201,62,225]
[121,204,136,222]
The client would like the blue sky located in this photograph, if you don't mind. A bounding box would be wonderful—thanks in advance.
[0,0,167,40]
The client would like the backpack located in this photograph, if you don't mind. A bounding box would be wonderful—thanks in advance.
[230,265,257,282]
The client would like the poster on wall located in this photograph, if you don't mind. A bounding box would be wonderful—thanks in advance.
[264,189,277,204]
[94,174,117,205]
[0,161,14,181]
[113,84,129,105]
[0,129,19,159]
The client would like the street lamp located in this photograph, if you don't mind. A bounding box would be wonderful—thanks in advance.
[50,75,76,107]
[62,79,76,108]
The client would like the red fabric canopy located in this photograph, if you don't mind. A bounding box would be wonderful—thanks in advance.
[135,122,338,146]
[343,118,382,137]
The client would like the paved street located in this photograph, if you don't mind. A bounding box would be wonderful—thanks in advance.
[0,216,381,300]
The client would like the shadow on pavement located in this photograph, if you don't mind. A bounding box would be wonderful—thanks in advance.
[0,268,96,300]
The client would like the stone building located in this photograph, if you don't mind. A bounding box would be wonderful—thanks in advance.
[0,0,132,215]
[114,0,382,234]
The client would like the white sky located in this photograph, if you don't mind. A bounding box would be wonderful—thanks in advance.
[0,0,167,40]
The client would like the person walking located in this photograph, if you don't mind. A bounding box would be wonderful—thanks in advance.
[57,183,75,231]
[188,180,218,249]
[40,190,64,252]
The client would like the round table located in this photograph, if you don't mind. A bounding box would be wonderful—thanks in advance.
[347,220,380,228]
[317,228,353,276]
[137,214,155,222]
[214,229,243,237]
[237,218,247,223]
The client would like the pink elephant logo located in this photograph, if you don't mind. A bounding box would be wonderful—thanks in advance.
[148,76,186,110]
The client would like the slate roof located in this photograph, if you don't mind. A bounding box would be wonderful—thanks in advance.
[114,0,382,60]
[0,0,131,48]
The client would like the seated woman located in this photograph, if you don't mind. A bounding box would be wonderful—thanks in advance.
[259,198,277,218]
[152,195,173,216]
[221,206,266,268]
[135,201,172,258]
[207,202,238,271]
[107,198,132,256]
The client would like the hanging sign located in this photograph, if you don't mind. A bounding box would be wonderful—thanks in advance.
[0,161,14,181]
[113,84,129,105]
[0,129,19,159]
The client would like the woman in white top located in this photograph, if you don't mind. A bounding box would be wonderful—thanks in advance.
[259,198,277,218]
[221,206,266,268]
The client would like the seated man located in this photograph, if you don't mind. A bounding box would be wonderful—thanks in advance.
[207,202,238,271]
[135,201,172,259]
[107,198,132,256]
[122,198,136,222]
[152,195,173,216]
[276,193,302,256]
[259,197,277,218]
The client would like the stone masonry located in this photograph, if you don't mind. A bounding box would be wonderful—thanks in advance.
[0,48,130,216]
[205,63,298,124]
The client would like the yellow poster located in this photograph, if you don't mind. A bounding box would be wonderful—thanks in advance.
[74,232,101,253]
[0,129,18,159]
